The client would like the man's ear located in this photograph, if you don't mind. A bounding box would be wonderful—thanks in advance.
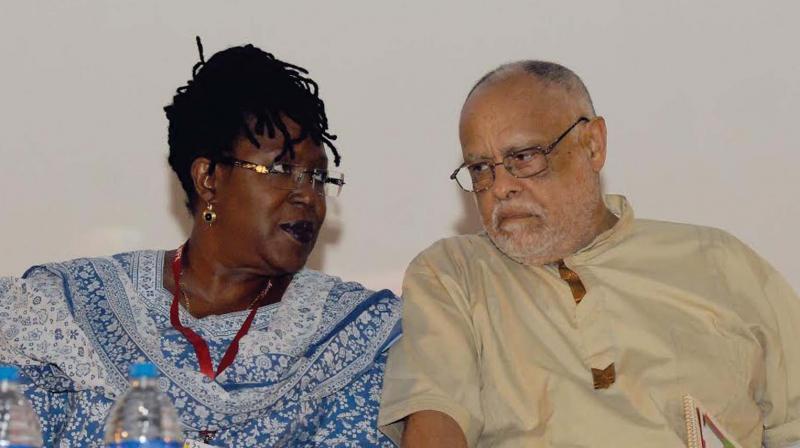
[190,157,217,204]
[583,116,607,173]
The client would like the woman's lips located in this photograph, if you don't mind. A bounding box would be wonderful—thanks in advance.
[279,220,315,244]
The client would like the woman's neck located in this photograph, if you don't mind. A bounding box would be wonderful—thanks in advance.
[163,234,291,318]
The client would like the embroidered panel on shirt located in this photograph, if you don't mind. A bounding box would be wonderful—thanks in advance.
[556,260,617,389]
[557,260,586,304]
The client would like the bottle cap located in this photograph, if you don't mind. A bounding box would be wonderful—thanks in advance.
[0,365,20,381]
[128,362,158,379]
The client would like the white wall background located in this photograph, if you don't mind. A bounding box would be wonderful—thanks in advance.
[1,1,798,294]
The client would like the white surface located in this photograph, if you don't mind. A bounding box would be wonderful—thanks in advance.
[1,1,798,294]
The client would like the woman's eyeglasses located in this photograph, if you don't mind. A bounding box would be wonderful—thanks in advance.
[219,157,345,197]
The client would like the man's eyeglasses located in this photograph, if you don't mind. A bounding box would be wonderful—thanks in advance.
[450,117,589,193]
[219,157,345,197]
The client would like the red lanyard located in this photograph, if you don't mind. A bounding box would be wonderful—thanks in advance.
[169,245,269,380]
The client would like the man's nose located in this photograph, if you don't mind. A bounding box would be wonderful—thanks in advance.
[490,164,522,200]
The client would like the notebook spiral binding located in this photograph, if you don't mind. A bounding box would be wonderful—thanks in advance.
[683,394,701,448]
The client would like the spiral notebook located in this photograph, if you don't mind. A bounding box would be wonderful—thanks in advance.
[683,394,742,448]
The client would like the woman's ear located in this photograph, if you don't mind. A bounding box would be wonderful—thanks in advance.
[190,157,217,204]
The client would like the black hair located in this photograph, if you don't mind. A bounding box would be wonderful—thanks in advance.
[165,37,339,212]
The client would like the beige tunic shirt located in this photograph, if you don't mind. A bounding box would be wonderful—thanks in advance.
[379,195,800,448]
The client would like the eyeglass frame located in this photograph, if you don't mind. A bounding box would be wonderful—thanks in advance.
[217,157,345,196]
[450,116,590,193]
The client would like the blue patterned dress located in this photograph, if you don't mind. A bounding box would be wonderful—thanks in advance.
[0,250,401,447]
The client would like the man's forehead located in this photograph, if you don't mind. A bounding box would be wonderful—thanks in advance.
[461,127,541,161]
[459,74,580,158]
[462,73,572,120]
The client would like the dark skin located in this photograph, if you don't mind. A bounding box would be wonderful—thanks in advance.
[162,118,327,318]
[402,411,467,448]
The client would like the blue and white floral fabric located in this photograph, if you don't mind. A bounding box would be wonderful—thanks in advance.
[0,250,401,447]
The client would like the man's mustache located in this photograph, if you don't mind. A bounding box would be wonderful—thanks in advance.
[491,201,546,230]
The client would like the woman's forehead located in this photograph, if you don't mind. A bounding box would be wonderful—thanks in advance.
[240,114,325,156]
[233,133,327,164]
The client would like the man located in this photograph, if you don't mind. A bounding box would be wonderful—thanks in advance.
[378,61,800,447]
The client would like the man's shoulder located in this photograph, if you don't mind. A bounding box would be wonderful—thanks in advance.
[630,218,765,268]
[405,233,510,285]
[632,218,739,246]
[416,233,497,261]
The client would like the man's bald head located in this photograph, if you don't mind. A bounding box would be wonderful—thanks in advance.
[468,60,596,118]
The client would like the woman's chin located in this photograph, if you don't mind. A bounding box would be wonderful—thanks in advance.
[266,250,314,275]
[252,234,318,274]
[283,258,310,274]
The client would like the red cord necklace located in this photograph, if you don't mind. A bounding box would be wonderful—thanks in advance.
[169,244,272,380]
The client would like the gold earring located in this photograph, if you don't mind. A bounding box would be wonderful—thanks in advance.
[202,203,217,226]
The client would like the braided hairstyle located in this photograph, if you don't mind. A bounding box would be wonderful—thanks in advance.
[165,37,339,212]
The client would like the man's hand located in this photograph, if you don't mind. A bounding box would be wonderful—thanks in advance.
[402,410,468,448]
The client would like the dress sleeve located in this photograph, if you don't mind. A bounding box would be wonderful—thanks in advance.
[378,250,483,447]
[300,350,397,447]
[0,269,110,391]
[16,365,72,446]
[1,269,116,446]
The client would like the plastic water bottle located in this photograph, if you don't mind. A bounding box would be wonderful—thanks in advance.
[0,365,44,448]
[103,362,184,448]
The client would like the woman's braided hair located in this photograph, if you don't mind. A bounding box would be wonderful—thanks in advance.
[165,37,339,212]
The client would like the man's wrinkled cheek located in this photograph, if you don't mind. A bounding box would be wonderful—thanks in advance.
[477,197,495,229]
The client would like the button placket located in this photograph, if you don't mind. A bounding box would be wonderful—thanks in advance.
[558,260,616,389]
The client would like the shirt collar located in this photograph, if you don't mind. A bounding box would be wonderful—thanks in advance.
[566,194,634,262]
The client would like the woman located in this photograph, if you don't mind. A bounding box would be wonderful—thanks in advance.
[0,39,400,447]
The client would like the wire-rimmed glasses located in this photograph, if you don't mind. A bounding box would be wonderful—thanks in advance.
[450,117,589,193]
[219,157,345,197]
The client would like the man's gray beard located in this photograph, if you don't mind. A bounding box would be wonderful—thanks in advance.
[484,182,602,266]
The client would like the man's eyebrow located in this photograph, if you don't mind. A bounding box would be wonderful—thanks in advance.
[500,142,544,158]
[463,153,492,163]
[463,143,544,164]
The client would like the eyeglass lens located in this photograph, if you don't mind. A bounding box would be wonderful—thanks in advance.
[455,149,548,192]
[269,164,344,197]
